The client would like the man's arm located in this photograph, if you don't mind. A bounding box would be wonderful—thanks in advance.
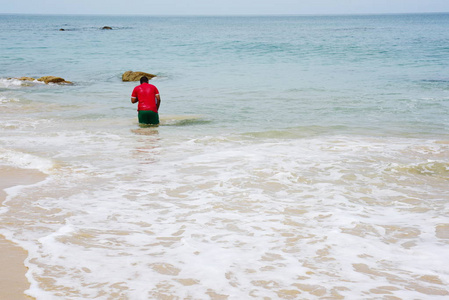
[131,86,138,103]
[156,94,161,110]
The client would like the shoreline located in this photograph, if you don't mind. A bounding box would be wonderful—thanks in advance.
[0,166,46,300]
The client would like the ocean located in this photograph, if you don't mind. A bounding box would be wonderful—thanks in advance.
[0,13,448,299]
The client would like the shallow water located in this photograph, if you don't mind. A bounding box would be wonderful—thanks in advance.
[1,13,449,299]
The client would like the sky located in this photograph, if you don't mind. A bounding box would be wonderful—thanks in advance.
[1,0,449,15]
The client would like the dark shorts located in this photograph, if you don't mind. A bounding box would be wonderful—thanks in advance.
[138,110,159,125]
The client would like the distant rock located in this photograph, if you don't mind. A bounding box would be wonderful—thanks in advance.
[36,76,73,85]
[122,71,156,82]
[102,26,112,30]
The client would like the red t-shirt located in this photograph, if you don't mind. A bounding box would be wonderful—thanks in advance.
[131,83,159,112]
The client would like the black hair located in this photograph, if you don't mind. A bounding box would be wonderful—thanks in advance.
[140,76,149,84]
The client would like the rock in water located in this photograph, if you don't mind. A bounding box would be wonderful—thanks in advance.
[37,76,73,84]
[16,77,36,81]
[122,71,156,82]
[102,26,112,30]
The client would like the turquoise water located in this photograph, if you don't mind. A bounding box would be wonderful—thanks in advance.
[1,14,449,299]
[2,14,449,135]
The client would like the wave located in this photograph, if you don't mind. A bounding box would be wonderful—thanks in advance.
[0,148,54,174]
[386,160,449,179]
[422,79,449,83]
[243,125,352,139]
[0,78,44,89]
[0,95,19,104]
[161,115,211,126]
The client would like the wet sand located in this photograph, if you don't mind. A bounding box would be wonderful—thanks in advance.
[0,167,46,300]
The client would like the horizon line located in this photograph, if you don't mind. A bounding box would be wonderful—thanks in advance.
[1,11,448,17]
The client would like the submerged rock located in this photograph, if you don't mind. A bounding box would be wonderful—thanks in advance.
[122,71,156,82]
[8,76,72,85]
[37,76,73,84]
[16,77,36,81]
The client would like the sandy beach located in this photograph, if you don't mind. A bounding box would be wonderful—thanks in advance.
[0,167,46,300]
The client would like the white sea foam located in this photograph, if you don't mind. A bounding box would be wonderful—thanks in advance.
[0,148,54,174]
[1,133,448,299]
[0,78,24,88]
[0,78,42,88]
[0,95,19,103]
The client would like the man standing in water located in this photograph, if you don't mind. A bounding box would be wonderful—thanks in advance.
[131,76,161,125]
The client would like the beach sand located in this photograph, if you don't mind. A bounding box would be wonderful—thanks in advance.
[0,167,46,300]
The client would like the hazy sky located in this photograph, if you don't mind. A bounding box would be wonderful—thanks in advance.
[1,0,449,15]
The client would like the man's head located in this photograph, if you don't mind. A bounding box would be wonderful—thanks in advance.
[140,76,149,84]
